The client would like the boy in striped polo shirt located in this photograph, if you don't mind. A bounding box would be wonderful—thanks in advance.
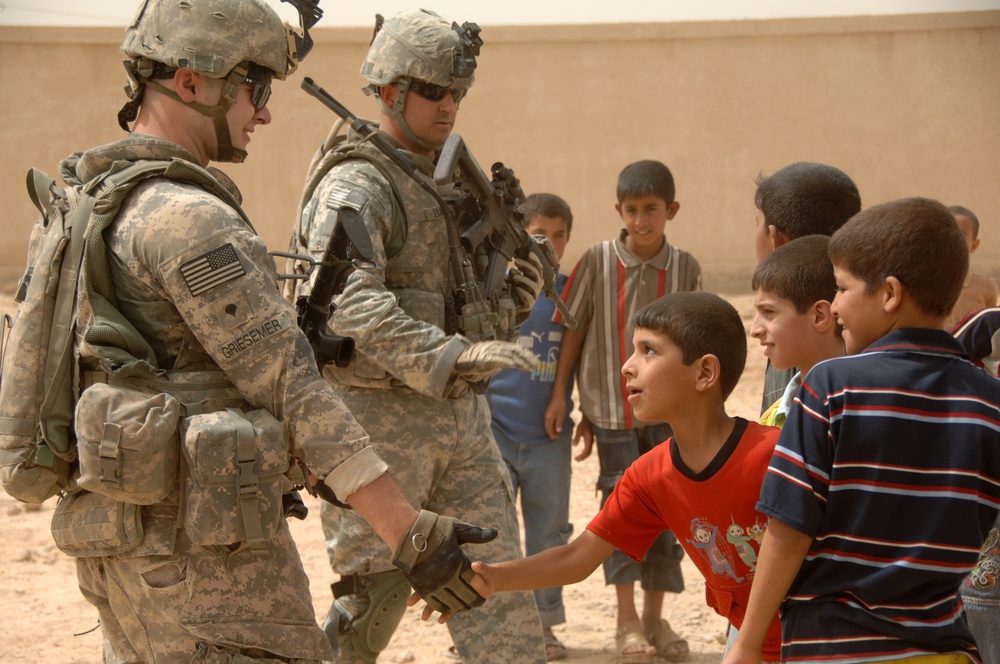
[545,160,701,661]
[726,198,1000,664]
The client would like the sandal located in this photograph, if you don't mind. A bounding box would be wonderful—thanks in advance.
[544,627,567,661]
[646,619,690,663]
[615,619,656,663]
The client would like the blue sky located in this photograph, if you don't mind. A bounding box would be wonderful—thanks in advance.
[1,0,997,27]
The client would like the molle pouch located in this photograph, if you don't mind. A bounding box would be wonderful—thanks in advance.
[51,490,143,557]
[75,383,180,505]
[181,408,288,547]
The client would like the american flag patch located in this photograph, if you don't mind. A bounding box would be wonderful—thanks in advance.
[326,184,367,211]
[180,243,246,297]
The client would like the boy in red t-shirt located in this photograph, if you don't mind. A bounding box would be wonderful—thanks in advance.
[463,291,783,662]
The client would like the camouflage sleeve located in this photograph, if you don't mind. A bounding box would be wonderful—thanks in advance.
[121,180,378,485]
[297,159,466,399]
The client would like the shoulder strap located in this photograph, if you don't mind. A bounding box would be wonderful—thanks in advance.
[26,168,57,219]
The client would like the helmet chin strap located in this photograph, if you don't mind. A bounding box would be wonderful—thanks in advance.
[139,65,249,163]
[379,78,440,155]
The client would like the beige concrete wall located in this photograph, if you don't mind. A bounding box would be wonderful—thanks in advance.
[1,11,998,294]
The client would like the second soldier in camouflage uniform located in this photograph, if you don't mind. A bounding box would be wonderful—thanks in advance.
[44,1,498,661]
[285,9,548,663]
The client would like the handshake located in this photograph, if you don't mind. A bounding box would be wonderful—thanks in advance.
[393,510,502,620]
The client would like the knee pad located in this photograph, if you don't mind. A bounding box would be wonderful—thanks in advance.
[334,570,411,663]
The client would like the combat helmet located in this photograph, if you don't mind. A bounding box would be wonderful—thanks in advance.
[118,0,322,162]
[361,9,482,153]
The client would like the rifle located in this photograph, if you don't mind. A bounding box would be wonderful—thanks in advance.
[274,206,373,370]
[433,135,577,329]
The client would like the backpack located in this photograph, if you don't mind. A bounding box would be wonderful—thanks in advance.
[0,157,242,503]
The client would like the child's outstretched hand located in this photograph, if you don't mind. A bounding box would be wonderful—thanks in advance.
[407,561,498,623]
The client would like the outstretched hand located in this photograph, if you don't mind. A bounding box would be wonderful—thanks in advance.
[409,560,498,623]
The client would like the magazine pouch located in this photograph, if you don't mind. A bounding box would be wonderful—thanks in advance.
[51,490,143,557]
[75,382,180,504]
[181,408,288,546]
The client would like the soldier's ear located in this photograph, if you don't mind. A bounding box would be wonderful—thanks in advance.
[173,68,201,103]
[379,83,399,108]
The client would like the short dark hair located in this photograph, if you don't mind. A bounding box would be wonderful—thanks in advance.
[754,162,861,239]
[633,292,746,400]
[829,197,968,318]
[751,235,836,314]
[520,193,573,234]
[617,160,675,205]
[949,205,980,239]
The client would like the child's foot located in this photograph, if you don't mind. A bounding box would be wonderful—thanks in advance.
[615,618,656,663]
[543,627,567,661]
[645,618,689,663]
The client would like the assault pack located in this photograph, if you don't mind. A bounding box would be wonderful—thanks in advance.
[0,157,239,503]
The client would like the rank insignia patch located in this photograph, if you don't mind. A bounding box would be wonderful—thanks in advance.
[180,243,247,297]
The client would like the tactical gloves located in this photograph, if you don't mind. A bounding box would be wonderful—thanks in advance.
[392,510,498,613]
[454,340,537,382]
[509,251,545,321]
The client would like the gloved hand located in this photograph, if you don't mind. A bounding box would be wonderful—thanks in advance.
[530,234,560,272]
[454,340,538,382]
[392,510,498,613]
[508,251,545,321]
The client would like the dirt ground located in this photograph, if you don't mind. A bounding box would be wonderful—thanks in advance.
[0,291,764,663]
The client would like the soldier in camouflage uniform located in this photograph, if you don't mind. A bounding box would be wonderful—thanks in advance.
[284,9,548,663]
[56,1,499,662]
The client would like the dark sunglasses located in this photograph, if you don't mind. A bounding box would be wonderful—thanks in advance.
[244,63,274,111]
[408,79,467,104]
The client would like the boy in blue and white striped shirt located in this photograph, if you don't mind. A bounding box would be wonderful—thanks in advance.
[726,198,1000,664]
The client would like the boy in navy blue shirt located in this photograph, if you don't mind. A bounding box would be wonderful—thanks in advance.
[726,198,1000,664]
[485,192,577,661]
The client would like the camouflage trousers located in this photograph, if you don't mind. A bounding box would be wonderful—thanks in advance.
[322,387,546,663]
[75,519,331,663]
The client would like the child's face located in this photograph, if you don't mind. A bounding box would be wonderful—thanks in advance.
[750,290,818,371]
[621,327,695,423]
[616,194,678,255]
[955,215,981,254]
[831,265,890,355]
[525,215,570,261]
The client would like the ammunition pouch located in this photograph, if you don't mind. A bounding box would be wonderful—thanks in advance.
[75,382,181,505]
[51,490,143,558]
[55,370,295,556]
[180,408,288,547]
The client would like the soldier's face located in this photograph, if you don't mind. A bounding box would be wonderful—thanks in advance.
[225,83,272,156]
[402,82,458,152]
